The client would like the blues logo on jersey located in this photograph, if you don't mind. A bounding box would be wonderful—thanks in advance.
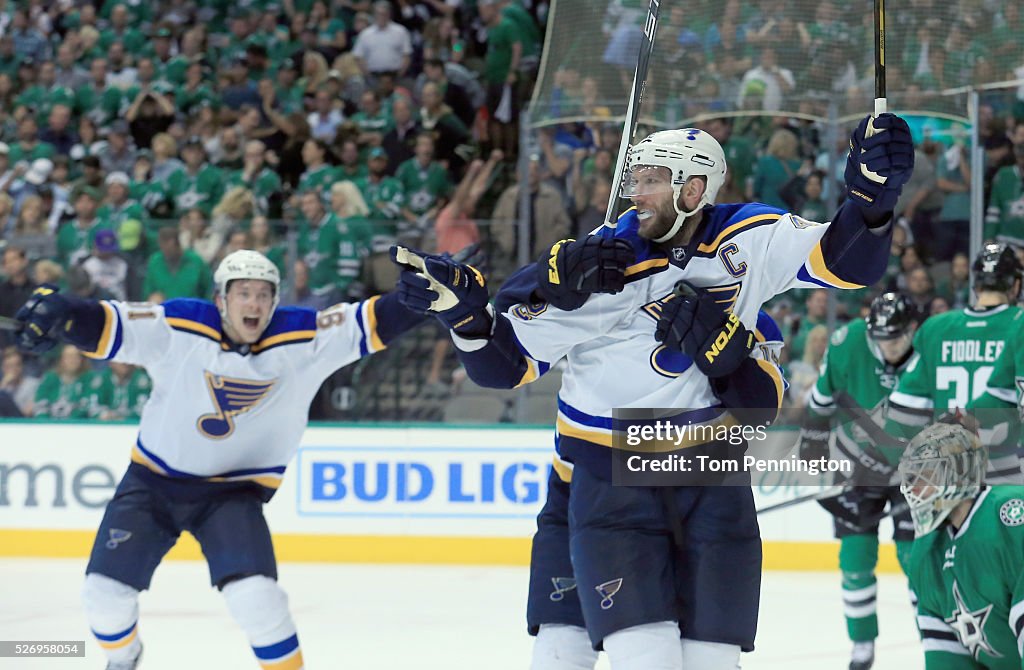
[197,372,277,439]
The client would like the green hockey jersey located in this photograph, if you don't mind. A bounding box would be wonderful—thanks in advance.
[967,325,1024,482]
[985,165,1024,247]
[888,305,1024,443]
[34,371,94,418]
[166,164,224,215]
[809,318,908,472]
[910,486,1024,669]
[86,367,152,420]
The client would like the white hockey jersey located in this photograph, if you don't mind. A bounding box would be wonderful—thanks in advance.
[82,297,388,492]
[494,202,889,474]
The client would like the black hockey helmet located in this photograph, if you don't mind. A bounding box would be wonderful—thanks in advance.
[867,292,918,340]
[972,243,1023,294]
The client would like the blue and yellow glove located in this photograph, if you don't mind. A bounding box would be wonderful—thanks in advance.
[845,113,915,218]
[391,245,492,337]
[655,281,753,378]
[14,285,72,354]
[535,237,636,311]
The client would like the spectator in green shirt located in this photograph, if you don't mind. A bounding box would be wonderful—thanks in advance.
[142,226,212,299]
[34,344,94,419]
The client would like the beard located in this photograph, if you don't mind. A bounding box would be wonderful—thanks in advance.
[637,206,678,241]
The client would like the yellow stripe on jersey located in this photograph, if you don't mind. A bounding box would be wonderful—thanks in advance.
[697,213,781,254]
[130,446,167,474]
[364,295,385,352]
[756,358,785,410]
[82,301,116,359]
[97,626,137,650]
[808,242,865,289]
[251,330,316,353]
[551,455,573,483]
[166,317,222,341]
[556,417,614,447]
[623,257,668,277]
[260,650,304,670]
[515,357,540,388]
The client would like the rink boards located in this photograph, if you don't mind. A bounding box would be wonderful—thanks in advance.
[0,422,903,572]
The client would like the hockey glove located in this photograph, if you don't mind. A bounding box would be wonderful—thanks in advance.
[655,281,754,378]
[535,237,636,311]
[844,113,915,218]
[798,415,831,463]
[14,285,72,354]
[392,245,492,337]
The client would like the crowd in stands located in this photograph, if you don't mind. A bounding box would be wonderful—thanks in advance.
[1,0,1024,421]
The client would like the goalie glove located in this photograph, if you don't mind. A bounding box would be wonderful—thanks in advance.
[655,281,754,378]
[535,237,636,311]
[392,245,492,337]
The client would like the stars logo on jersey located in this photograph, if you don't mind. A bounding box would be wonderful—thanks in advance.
[999,499,1024,527]
[197,372,277,439]
[549,577,577,602]
[1015,378,1024,421]
[946,580,1001,659]
[595,578,623,610]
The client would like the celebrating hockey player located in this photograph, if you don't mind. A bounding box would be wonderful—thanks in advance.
[900,419,1024,668]
[12,250,424,670]
[801,292,920,670]
[392,114,914,668]
[887,243,1024,483]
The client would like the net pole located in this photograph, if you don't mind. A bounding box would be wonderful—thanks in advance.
[969,88,983,273]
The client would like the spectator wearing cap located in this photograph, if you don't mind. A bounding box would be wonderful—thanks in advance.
[221,54,262,111]
[352,1,412,78]
[80,228,130,301]
[986,141,1024,247]
[227,140,283,216]
[307,89,346,143]
[9,10,47,63]
[126,84,176,150]
[56,186,111,267]
[38,104,79,157]
[143,226,212,300]
[11,158,55,212]
[71,156,105,197]
[8,116,55,164]
[150,26,184,85]
[354,147,406,247]
[97,121,138,175]
[167,138,224,216]
[97,172,148,259]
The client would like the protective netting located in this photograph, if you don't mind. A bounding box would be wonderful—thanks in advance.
[530,0,1024,127]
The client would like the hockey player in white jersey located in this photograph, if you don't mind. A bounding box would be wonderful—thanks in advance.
[393,114,914,669]
[12,250,425,670]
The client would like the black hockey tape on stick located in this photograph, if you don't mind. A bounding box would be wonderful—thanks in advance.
[605,0,661,228]
[0,315,22,332]
[874,0,886,116]
[832,390,905,452]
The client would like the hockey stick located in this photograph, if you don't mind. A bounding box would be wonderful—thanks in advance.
[604,0,661,228]
[756,485,846,515]
[860,0,888,184]
[0,315,21,332]
[832,390,905,452]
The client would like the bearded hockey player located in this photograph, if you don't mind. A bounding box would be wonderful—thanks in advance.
[901,420,1024,669]
[801,292,920,670]
[392,113,914,669]
[12,250,424,670]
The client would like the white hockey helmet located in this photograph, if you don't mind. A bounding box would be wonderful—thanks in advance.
[214,249,281,314]
[620,128,727,242]
[899,421,986,537]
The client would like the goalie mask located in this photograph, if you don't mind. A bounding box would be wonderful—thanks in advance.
[899,421,986,537]
[620,128,727,243]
